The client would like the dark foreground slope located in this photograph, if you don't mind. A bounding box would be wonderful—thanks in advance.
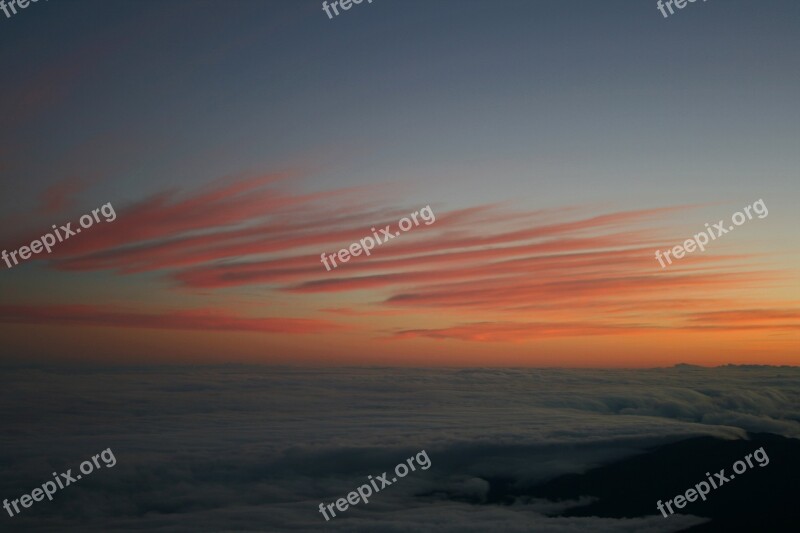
[525,433,799,531]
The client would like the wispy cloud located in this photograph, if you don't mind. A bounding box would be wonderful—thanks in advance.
[37,177,90,215]
[2,175,795,348]
[0,304,343,334]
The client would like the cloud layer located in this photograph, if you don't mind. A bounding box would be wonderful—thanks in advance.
[0,365,797,531]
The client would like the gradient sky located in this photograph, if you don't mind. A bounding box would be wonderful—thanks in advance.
[0,0,798,366]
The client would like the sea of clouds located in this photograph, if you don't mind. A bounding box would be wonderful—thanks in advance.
[1,365,798,531]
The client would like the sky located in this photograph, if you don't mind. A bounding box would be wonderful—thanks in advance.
[0,0,798,366]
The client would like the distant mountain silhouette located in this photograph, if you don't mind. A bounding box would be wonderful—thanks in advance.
[420,433,800,531]
[525,433,800,531]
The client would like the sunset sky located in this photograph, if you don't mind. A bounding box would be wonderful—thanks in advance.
[0,0,798,366]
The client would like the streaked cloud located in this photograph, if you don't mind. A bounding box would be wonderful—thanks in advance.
[0,304,342,334]
[0,175,795,353]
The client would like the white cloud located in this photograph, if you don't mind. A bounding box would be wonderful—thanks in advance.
[0,365,796,530]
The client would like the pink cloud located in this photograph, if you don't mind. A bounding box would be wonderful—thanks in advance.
[3,174,792,345]
[0,304,343,334]
[38,177,90,215]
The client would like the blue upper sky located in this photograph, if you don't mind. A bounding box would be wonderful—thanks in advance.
[1,0,797,213]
